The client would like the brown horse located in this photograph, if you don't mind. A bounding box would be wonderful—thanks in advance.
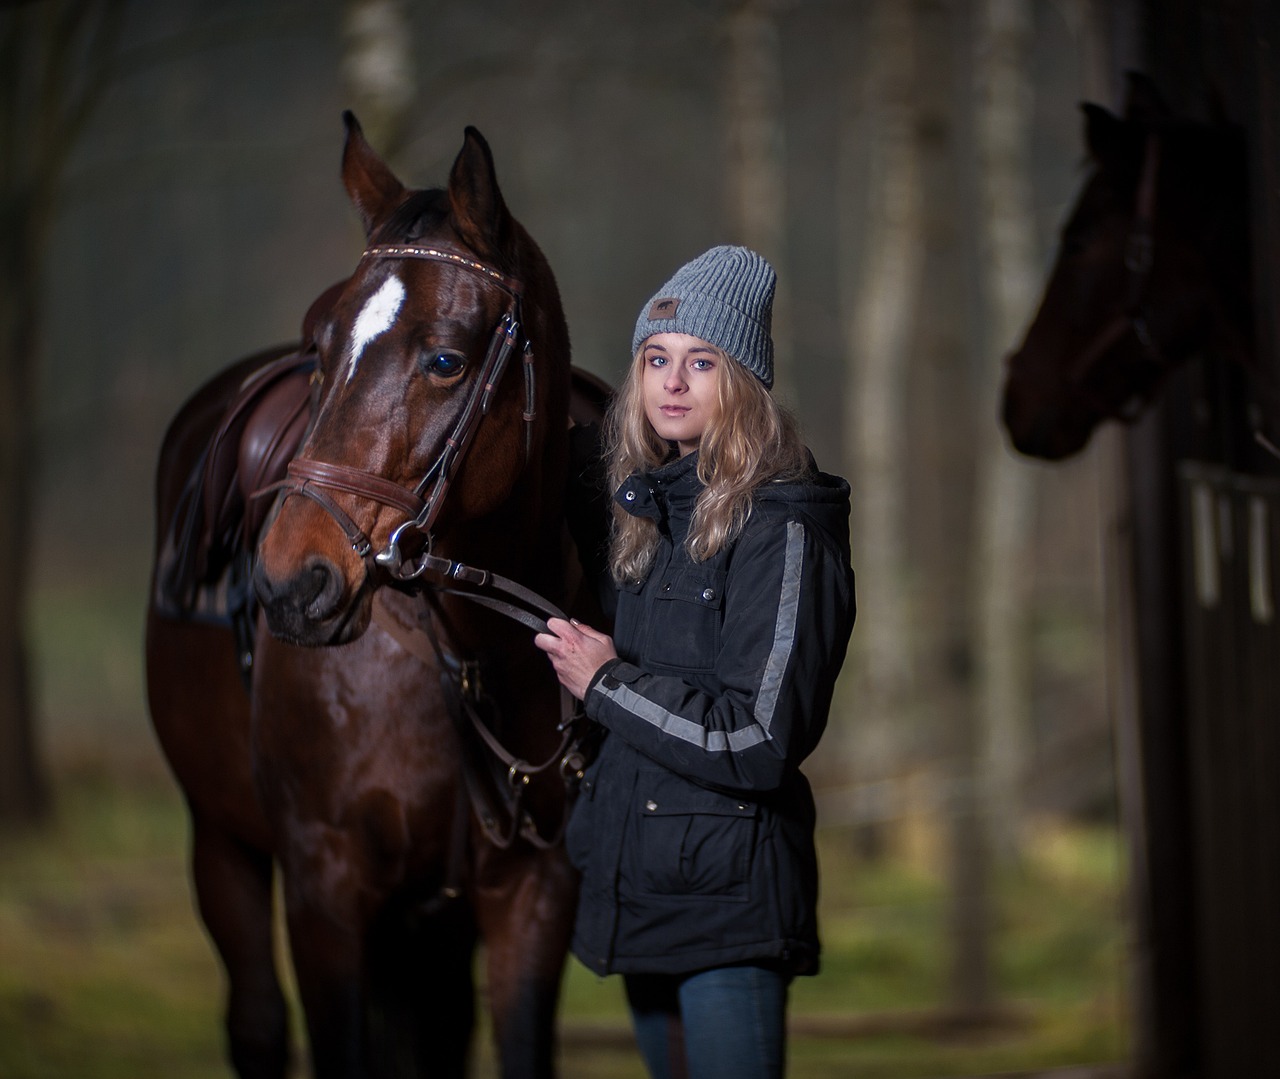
[1000,73,1255,460]
[148,117,603,1079]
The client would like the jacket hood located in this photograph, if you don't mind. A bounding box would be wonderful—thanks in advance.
[755,460,852,556]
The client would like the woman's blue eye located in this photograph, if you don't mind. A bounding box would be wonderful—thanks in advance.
[423,351,466,378]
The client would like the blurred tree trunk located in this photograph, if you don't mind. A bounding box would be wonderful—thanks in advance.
[970,0,1039,864]
[340,0,415,163]
[906,0,995,1013]
[0,0,126,824]
[722,0,793,397]
[837,0,919,848]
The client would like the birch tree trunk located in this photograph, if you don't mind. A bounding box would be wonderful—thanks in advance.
[970,0,1040,864]
[722,0,794,397]
[341,0,415,164]
[837,0,920,835]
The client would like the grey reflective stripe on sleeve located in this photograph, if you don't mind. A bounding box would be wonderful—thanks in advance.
[755,519,805,730]
[596,519,806,752]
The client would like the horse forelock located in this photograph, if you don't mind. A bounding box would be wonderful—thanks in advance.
[373,187,450,246]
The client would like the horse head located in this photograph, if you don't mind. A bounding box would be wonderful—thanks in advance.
[1001,72,1252,460]
[254,116,570,646]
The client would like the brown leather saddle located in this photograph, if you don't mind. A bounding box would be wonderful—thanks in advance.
[150,348,315,691]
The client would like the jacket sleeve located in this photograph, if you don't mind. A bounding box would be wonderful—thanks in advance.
[584,514,855,794]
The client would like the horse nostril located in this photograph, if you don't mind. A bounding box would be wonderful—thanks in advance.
[302,560,342,621]
[253,555,347,636]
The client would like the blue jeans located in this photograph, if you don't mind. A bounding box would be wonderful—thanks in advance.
[624,965,790,1079]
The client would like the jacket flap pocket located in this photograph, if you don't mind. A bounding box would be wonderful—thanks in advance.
[637,772,755,818]
[653,568,727,610]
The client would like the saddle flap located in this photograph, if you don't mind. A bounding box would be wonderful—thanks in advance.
[197,350,314,581]
[238,368,313,543]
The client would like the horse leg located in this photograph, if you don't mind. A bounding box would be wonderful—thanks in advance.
[190,813,289,1079]
[477,849,578,1079]
[365,900,478,1078]
[280,886,367,1079]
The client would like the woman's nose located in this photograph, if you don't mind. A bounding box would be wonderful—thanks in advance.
[664,367,687,392]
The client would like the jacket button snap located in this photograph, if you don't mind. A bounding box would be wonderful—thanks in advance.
[701,588,716,601]
[662,583,671,592]
[624,490,637,501]
[645,800,658,812]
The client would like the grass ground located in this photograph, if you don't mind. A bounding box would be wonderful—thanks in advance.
[6,570,1126,1075]
[0,764,1129,1079]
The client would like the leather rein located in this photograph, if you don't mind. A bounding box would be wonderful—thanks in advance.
[1066,132,1165,412]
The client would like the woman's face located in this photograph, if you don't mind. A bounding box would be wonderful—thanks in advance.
[640,333,723,457]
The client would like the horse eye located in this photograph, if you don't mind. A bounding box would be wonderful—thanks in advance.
[421,351,466,379]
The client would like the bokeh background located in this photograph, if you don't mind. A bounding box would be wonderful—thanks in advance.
[3,1,1138,1076]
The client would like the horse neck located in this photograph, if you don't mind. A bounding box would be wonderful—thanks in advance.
[430,396,571,650]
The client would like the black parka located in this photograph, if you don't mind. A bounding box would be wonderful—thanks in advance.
[566,450,856,977]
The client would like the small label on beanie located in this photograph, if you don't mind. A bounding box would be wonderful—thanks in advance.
[648,297,681,320]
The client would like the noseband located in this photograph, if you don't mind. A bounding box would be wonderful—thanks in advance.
[273,243,537,583]
[1065,132,1164,410]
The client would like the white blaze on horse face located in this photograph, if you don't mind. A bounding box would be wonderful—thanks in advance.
[346,274,405,383]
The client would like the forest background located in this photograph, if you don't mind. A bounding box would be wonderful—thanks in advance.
[2,0,1133,1075]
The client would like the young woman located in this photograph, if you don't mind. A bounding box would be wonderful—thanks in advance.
[535,245,856,1079]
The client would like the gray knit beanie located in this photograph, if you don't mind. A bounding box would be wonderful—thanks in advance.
[631,245,776,389]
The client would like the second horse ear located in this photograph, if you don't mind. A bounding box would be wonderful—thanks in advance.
[447,126,511,265]
[341,110,408,238]
[1081,102,1126,169]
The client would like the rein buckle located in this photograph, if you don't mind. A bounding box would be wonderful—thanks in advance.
[449,561,490,587]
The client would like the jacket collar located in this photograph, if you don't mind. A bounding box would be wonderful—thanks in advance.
[614,450,702,523]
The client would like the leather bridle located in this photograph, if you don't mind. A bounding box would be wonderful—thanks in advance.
[1065,132,1166,412]
[256,241,588,860]
[273,243,544,595]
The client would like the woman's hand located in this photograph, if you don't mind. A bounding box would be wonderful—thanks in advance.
[534,617,618,701]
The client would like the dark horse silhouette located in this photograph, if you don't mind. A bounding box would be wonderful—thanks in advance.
[1000,73,1256,460]
[147,117,604,1079]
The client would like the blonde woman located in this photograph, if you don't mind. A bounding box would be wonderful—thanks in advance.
[536,246,856,1079]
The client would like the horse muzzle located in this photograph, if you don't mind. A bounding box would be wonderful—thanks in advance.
[253,543,371,646]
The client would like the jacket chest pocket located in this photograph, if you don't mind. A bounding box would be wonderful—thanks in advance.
[642,567,726,672]
[633,772,758,901]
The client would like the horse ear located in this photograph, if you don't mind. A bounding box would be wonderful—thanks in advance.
[1082,103,1126,166]
[341,110,407,238]
[1123,71,1171,124]
[448,126,511,261]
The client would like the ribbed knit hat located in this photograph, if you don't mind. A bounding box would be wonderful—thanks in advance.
[631,245,776,389]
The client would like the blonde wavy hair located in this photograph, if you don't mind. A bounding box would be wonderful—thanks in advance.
[606,344,811,584]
